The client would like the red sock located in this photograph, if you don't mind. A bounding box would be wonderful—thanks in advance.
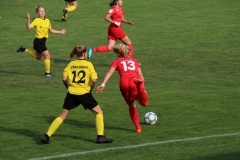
[127,44,134,57]
[93,46,109,53]
[129,107,141,129]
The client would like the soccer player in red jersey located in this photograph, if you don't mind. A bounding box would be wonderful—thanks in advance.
[88,0,134,58]
[96,44,148,133]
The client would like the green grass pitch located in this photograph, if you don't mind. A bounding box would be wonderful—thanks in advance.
[0,0,239,159]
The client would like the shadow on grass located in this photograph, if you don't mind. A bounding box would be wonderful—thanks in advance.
[43,115,133,133]
[0,69,38,76]
[192,152,240,160]
[0,126,43,145]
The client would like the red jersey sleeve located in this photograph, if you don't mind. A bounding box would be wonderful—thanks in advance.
[110,59,118,69]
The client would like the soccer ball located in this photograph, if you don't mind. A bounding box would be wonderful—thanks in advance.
[144,112,157,125]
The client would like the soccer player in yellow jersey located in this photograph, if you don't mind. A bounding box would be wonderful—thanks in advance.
[61,0,78,22]
[17,6,67,76]
[41,45,113,144]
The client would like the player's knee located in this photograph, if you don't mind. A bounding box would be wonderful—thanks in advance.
[138,99,148,107]
[141,102,148,107]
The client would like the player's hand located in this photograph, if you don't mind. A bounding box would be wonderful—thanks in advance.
[114,22,121,26]
[96,86,104,93]
[62,29,67,34]
[128,21,133,26]
[26,13,30,20]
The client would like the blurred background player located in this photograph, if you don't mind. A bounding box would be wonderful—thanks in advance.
[17,6,66,76]
[61,0,78,22]
[41,45,113,144]
[97,44,148,133]
[88,0,134,58]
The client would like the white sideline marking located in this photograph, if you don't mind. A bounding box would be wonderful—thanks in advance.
[28,132,240,160]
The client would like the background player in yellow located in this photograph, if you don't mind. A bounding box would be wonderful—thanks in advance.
[41,45,113,144]
[61,0,78,22]
[17,6,67,76]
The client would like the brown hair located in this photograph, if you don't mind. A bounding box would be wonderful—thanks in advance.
[109,0,117,7]
[112,44,131,58]
[35,5,43,13]
[67,45,87,60]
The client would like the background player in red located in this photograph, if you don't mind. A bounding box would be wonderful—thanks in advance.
[96,44,148,133]
[88,0,134,58]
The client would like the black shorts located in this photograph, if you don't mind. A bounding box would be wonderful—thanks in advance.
[33,38,47,53]
[64,0,76,2]
[63,92,98,110]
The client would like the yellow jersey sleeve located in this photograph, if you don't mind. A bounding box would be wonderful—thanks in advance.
[63,60,98,95]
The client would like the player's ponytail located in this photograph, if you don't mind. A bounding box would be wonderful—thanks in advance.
[67,45,87,60]
[109,0,117,7]
[67,46,77,61]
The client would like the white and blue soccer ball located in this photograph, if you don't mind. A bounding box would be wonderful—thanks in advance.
[144,112,157,125]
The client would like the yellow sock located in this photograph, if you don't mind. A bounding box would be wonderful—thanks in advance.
[62,14,68,19]
[66,6,76,12]
[96,114,104,135]
[46,117,63,137]
[25,49,36,59]
[44,59,51,73]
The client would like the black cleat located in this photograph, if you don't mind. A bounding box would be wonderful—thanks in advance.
[17,46,26,52]
[45,73,54,77]
[41,134,50,144]
[96,135,113,144]
[61,18,66,22]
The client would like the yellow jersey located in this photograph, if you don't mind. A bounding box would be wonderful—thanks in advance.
[63,59,98,95]
[30,17,52,39]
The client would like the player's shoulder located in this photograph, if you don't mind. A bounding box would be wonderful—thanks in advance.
[108,6,117,13]
[114,57,123,61]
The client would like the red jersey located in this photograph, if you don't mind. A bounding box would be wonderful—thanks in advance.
[110,57,140,79]
[108,6,124,23]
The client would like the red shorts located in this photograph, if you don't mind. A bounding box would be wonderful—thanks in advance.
[119,77,148,105]
[108,25,126,41]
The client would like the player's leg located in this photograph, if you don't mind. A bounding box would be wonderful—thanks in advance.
[62,1,71,21]
[128,103,142,133]
[88,39,116,58]
[17,46,38,59]
[138,84,148,106]
[120,79,141,132]
[42,93,77,144]
[42,109,69,144]
[42,50,52,76]
[91,105,104,136]
[67,1,77,12]
[120,36,134,57]
[85,94,112,143]
[93,39,115,53]
[133,79,148,106]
